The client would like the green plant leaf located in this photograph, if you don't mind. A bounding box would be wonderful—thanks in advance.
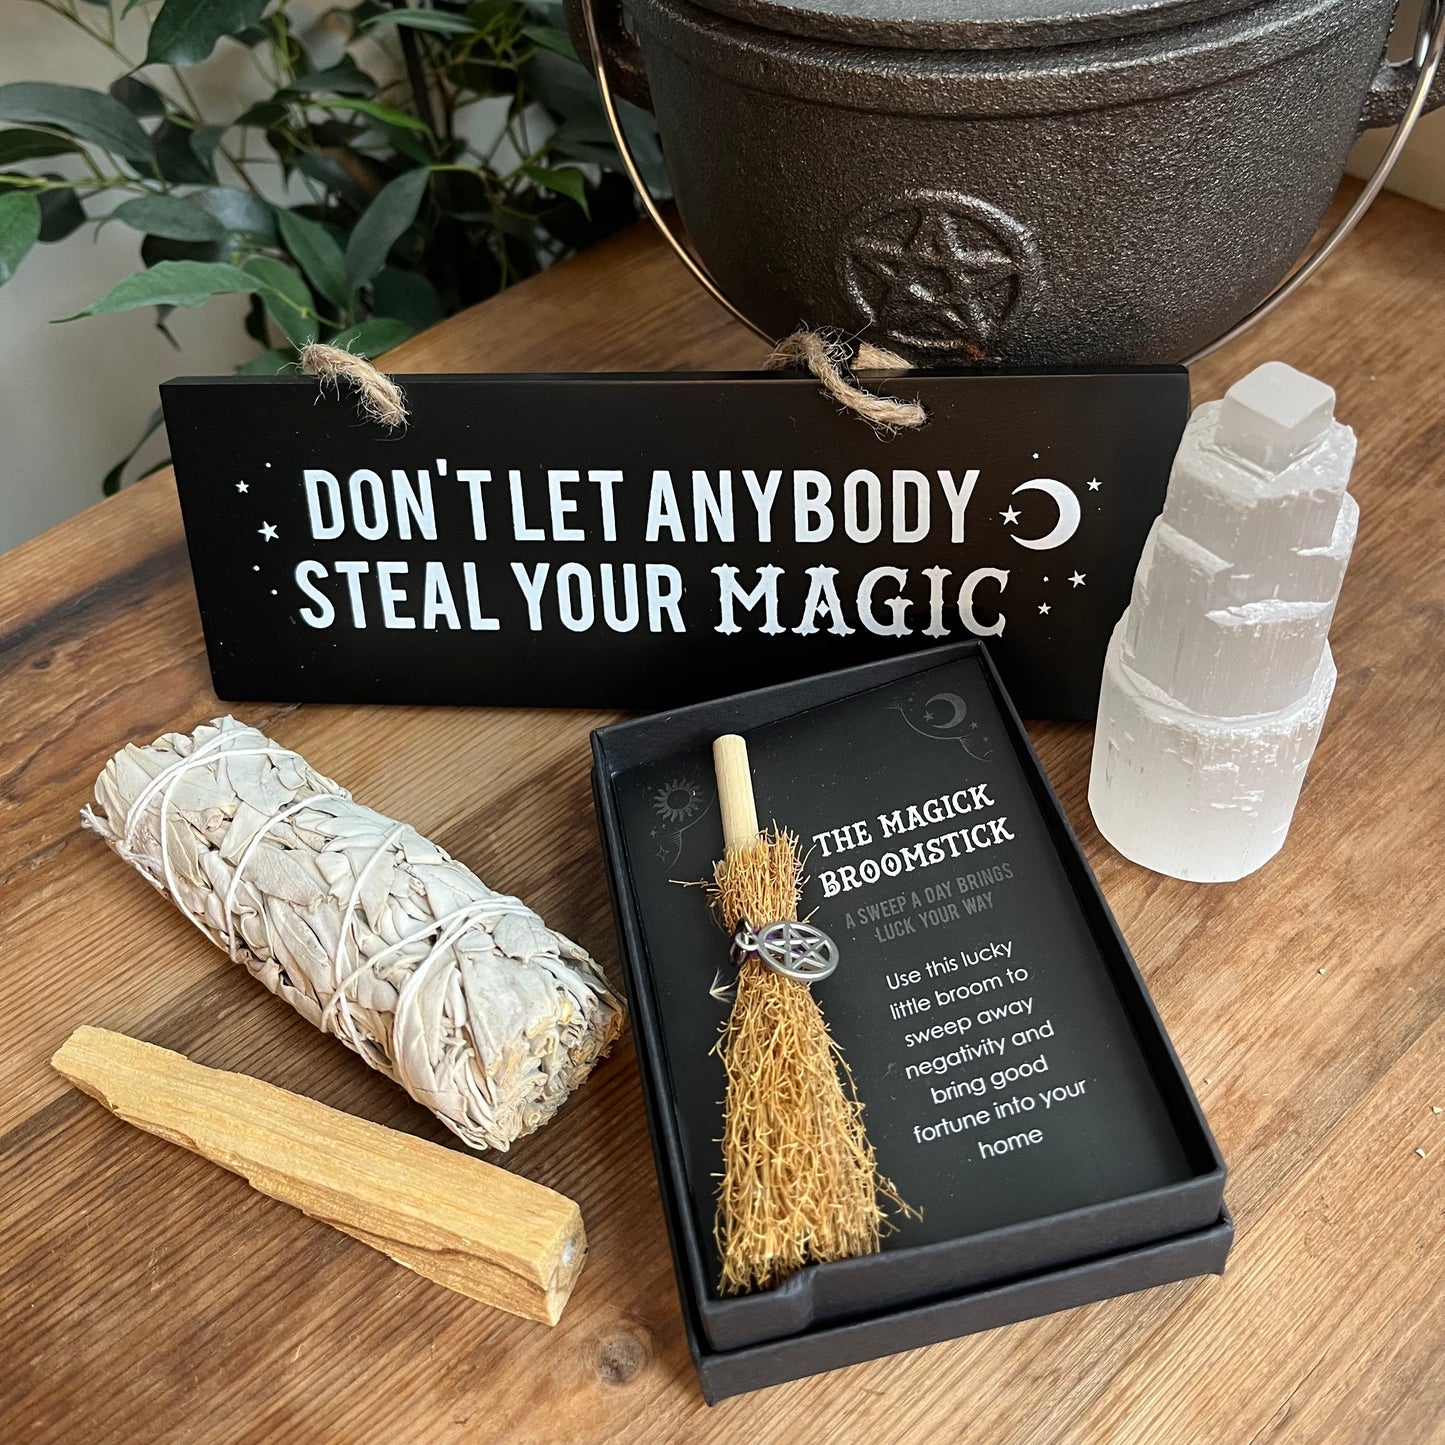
[522,162,588,215]
[372,266,442,331]
[147,117,221,184]
[243,255,318,348]
[235,97,289,129]
[295,148,388,214]
[523,51,668,195]
[0,83,152,163]
[243,254,310,309]
[37,184,86,242]
[144,0,271,68]
[361,10,479,35]
[101,405,164,497]
[0,129,81,166]
[313,96,432,134]
[141,233,228,266]
[376,123,436,167]
[344,166,429,295]
[276,206,348,308]
[327,316,411,357]
[109,76,167,119]
[521,23,577,60]
[279,59,377,98]
[261,297,318,348]
[237,346,296,375]
[192,185,276,242]
[65,259,268,319]
[110,194,226,242]
[466,0,517,27]
[190,124,226,169]
[0,192,41,287]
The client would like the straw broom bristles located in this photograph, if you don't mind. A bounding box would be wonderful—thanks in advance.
[707,738,912,1294]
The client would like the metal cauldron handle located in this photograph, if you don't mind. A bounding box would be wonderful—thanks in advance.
[1192,0,1445,361]
[574,0,1445,364]
[567,0,653,111]
[1362,0,1445,129]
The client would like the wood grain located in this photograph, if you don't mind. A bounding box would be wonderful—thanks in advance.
[1,187,1442,1444]
[51,1028,586,1326]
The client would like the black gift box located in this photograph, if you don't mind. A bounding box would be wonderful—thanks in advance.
[591,642,1230,1402]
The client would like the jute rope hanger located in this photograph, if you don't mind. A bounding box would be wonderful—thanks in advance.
[297,314,924,435]
[299,341,407,429]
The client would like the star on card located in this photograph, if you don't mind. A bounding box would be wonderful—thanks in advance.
[259,522,278,541]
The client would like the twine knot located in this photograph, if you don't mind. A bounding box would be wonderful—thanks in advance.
[764,329,927,434]
[299,342,408,430]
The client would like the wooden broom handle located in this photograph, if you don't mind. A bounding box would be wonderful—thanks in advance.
[713,734,760,850]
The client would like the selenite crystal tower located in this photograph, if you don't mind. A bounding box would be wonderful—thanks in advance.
[1089,361,1358,882]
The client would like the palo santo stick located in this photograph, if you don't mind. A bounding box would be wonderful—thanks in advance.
[52,1027,585,1325]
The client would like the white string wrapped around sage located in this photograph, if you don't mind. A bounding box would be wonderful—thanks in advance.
[82,716,625,1152]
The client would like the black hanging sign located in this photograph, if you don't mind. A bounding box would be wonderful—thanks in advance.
[160,367,1189,718]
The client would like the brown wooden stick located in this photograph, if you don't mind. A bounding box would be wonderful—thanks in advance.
[52,1027,585,1325]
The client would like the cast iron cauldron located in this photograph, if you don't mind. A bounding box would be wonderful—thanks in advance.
[568,0,1445,364]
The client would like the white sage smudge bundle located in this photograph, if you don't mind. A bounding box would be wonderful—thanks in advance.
[82,716,625,1152]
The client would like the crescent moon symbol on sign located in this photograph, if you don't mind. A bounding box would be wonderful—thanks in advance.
[1010,478,1082,551]
[925,692,967,730]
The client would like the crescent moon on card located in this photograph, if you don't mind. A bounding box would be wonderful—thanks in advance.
[1010,478,1082,551]
[925,692,967,730]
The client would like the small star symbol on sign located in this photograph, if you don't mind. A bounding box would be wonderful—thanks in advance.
[1069,571,1086,587]
[1087,478,1102,491]
[258,522,279,541]
[924,709,936,723]
[236,481,249,493]
[1000,506,1021,525]
[970,721,979,730]
[1038,602,1051,615]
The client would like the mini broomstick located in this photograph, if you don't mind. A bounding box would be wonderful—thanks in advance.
[708,734,910,1294]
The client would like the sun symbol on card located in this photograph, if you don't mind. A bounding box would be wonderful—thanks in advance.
[648,775,715,867]
[653,777,704,824]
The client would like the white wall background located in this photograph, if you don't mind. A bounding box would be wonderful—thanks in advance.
[1,4,1442,553]
[1346,0,1445,209]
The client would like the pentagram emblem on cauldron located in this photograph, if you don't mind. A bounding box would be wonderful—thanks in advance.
[840,190,1041,357]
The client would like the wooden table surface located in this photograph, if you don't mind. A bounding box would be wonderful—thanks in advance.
[2,189,1442,1445]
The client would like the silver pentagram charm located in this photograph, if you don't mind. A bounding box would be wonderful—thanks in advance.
[731,920,839,984]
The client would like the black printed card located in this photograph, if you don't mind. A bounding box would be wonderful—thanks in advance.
[160,367,1188,718]
[598,644,1224,1347]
